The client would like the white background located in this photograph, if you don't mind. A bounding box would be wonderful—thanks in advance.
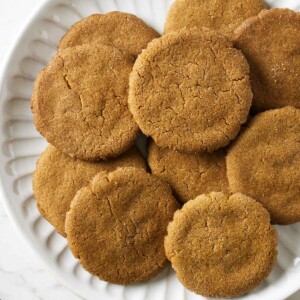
[0,0,299,300]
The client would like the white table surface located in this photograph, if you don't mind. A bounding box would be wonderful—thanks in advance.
[0,1,299,299]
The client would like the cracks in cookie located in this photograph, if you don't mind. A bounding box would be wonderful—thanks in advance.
[196,169,208,180]
[215,127,231,142]
[58,54,84,109]
[63,73,72,90]
[175,83,185,103]
[106,190,159,270]
[231,75,248,83]
[133,38,251,153]
[106,198,114,218]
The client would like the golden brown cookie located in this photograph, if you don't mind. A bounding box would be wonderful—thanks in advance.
[33,145,146,236]
[227,106,300,224]
[129,28,252,153]
[148,140,228,202]
[65,167,179,284]
[165,192,278,298]
[59,12,160,57]
[234,8,300,111]
[31,43,139,161]
[164,0,266,38]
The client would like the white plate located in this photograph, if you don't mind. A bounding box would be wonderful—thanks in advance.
[0,0,300,299]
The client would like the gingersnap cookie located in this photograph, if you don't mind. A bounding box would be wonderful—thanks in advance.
[31,43,139,160]
[148,140,228,202]
[164,0,266,38]
[227,106,300,224]
[59,12,160,57]
[33,145,146,236]
[129,28,252,153]
[65,167,178,284]
[234,8,300,111]
[165,192,278,298]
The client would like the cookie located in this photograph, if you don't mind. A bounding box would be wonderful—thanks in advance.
[31,43,139,161]
[129,28,252,153]
[164,0,266,38]
[148,140,228,202]
[33,145,146,236]
[59,12,160,57]
[165,192,278,298]
[227,106,300,224]
[234,8,300,111]
[65,167,179,284]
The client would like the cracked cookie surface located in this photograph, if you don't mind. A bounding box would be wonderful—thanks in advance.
[165,192,277,298]
[129,28,252,153]
[65,167,179,284]
[164,0,265,38]
[33,145,146,237]
[59,12,160,57]
[148,140,228,203]
[227,106,300,224]
[234,9,300,111]
[31,43,139,160]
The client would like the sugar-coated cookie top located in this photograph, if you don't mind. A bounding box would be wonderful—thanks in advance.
[59,12,160,57]
[65,167,179,284]
[129,28,252,153]
[32,43,138,160]
[164,0,265,38]
[148,140,228,202]
[165,192,277,297]
[227,106,300,224]
[234,8,300,111]
[33,145,146,236]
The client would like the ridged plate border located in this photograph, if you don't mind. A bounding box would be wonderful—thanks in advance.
[0,0,300,299]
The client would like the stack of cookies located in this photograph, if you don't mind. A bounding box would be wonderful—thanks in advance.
[31,1,300,298]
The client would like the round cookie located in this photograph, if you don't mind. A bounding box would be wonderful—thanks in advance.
[59,12,160,57]
[227,106,300,224]
[31,43,139,160]
[129,28,252,153]
[148,140,228,202]
[234,9,300,111]
[65,167,179,284]
[33,145,146,236]
[165,192,278,298]
[164,0,266,38]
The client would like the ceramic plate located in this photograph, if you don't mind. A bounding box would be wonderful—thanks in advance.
[0,0,300,299]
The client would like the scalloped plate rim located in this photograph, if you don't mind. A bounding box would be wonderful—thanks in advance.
[0,1,98,300]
